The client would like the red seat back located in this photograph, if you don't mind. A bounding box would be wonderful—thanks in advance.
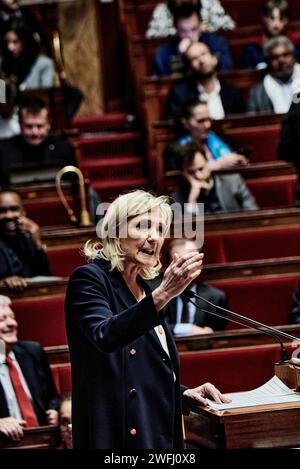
[211,275,299,329]
[24,199,74,227]
[226,126,280,163]
[13,296,67,347]
[246,176,297,208]
[51,364,71,395]
[222,226,300,263]
[48,247,86,277]
[180,345,280,392]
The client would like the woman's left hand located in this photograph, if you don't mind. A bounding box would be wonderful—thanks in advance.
[183,382,231,406]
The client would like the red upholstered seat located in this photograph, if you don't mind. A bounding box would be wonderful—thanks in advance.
[226,126,280,163]
[48,247,86,277]
[13,296,67,347]
[202,234,226,264]
[51,364,71,395]
[180,345,281,392]
[222,226,300,262]
[24,199,74,227]
[246,176,297,208]
[211,275,299,329]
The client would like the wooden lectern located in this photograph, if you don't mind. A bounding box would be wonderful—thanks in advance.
[184,361,300,449]
[184,401,300,449]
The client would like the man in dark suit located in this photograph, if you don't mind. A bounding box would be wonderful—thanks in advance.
[0,295,60,441]
[153,3,233,76]
[165,40,244,120]
[0,190,51,291]
[163,239,227,335]
[0,96,76,187]
[278,101,300,205]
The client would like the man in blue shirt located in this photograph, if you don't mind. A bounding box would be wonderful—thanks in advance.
[152,3,233,76]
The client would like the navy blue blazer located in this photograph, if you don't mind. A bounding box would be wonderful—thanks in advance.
[165,78,245,119]
[0,341,60,425]
[153,32,233,76]
[65,259,188,449]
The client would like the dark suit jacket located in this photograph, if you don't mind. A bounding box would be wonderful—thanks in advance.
[288,281,300,325]
[278,101,300,171]
[0,341,60,425]
[0,134,76,187]
[247,82,274,113]
[65,258,188,449]
[165,79,245,119]
[164,283,228,332]
[0,234,51,280]
[277,101,300,205]
[153,32,233,76]
[172,174,258,213]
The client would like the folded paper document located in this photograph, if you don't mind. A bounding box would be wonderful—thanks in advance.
[207,376,300,410]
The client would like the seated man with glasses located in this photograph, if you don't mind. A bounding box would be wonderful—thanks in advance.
[247,36,300,114]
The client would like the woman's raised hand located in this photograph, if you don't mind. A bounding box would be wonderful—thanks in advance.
[152,251,203,312]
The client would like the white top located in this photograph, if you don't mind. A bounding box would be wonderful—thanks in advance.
[198,79,225,120]
[20,55,55,90]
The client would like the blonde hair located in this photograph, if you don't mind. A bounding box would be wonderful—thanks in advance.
[84,190,173,280]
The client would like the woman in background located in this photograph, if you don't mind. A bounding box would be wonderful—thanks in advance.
[1,19,54,90]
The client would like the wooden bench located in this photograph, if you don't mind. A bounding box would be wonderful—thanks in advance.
[149,114,286,192]
[40,208,300,248]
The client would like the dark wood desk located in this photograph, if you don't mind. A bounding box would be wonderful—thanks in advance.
[175,325,300,352]
[184,401,300,448]
[0,426,59,449]
[45,345,70,365]
[0,279,68,301]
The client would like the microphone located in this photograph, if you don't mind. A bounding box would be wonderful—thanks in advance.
[182,290,300,363]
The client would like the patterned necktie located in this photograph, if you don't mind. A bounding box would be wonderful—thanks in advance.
[180,295,190,323]
[5,355,38,427]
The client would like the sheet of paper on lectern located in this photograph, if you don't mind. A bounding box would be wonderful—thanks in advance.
[207,376,300,410]
[28,276,65,283]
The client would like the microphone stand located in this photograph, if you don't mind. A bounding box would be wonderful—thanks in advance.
[182,290,300,364]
